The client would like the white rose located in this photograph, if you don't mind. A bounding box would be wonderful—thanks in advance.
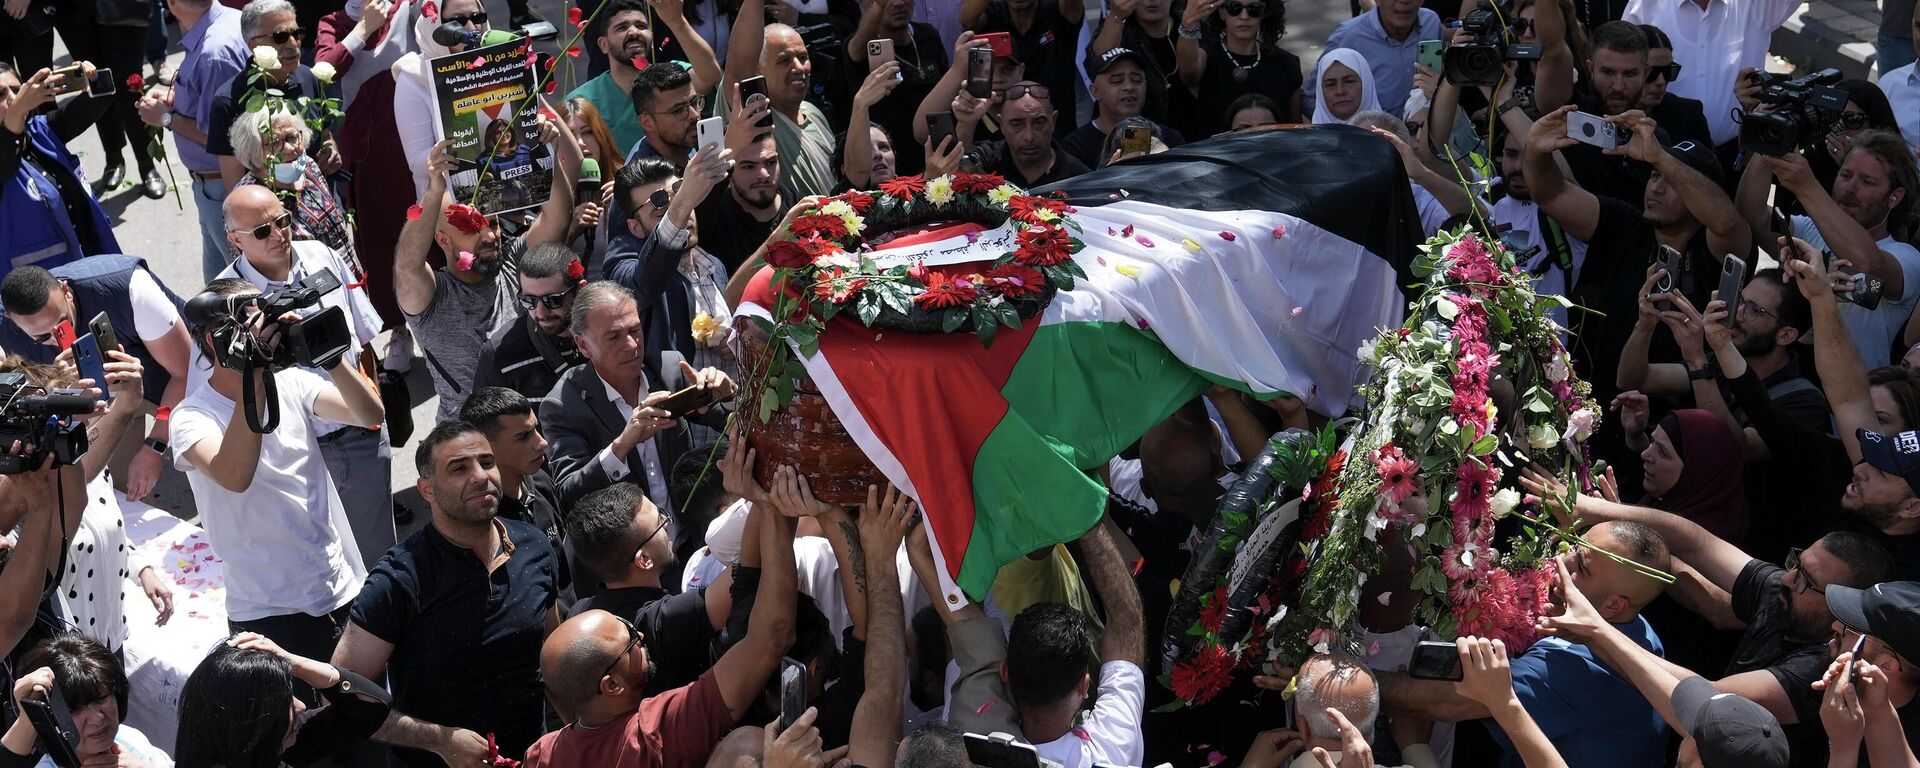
[1490,488,1521,519]
[310,61,337,84]
[252,45,282,72]
[1357,337,1380,364]
[1527,423,1558,451]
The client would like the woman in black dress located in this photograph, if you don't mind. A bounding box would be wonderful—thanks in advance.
[1173,0,1302,138]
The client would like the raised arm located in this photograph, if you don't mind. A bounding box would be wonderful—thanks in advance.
[1529,0,1574,112]
[1090,0,1137,61]
[1173,0,1212,94]
[843,63,904,188]
[1770,151,1908,298]
[1615,270,1691,396]
[723,0,766,91]
[180,370,271,493]
[849,485,915,768]
[1620,112,1749,262]
[1517,467,1749,591]
[1523,107,1600,240]
[394,140,455,317]
[712,465,802,718]
[655,0,722,93]
[524,105,583,247]
[913,34,989,146]
[1735,150,1782,264]
[1081,515,1144,667]
[1785,245,1873,462]
[312,355,386,428]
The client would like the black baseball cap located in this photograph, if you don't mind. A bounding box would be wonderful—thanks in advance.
[1664,139,1723,186]
[1669,676,1789,768]
[1826,581,1920,663]
[1087,46,1148,76]
[1856,429,1920,496]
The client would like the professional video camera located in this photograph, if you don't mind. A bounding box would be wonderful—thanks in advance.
[0,372,92,475]
[1739,68,1848,156]
[1444,0,1543,87]
[183,269,353,433]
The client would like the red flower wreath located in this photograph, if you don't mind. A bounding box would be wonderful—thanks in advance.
[789,214,850,241]
[951,172,1006,195]
[444,203,488,235]
[836,191,876,214]
[1008,195,1068,225]
[1197,585,1230,633]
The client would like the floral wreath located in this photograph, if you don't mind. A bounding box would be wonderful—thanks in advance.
[745,174,1086,421]
[1162,229,1673,707]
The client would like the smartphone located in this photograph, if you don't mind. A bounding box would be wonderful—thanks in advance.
[738,74,772,129]
[51,319,76,350]
[1652,245,1681,295]
[45,63,87,96]
[926,110,957,151]
[72,334,109,402]
[966,46,994,99]
[1119,124,1151,156]
[22,685,81,768]
[778,657,807,732]
[1716,254,1746,327]
[1837,262,1885,310]
[86,67,115,97]
[696,115,725,154]
[979,32,1015,59]
[1416,39,1444,73]
[88,312,119,354]
[1408,640,1463,681]
[1566,111,1619,150]
[867,38,898,78]
[964,732,1044,768]
[657,383,718,417]
[1843,633,1869,687]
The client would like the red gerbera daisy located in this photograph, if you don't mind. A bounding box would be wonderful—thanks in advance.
[879,175,927,200]
[812,269,867,304]
[1013,226,1072,267]
[1169,645,1236,705]
[913,272,978,309]
[837,191,876,214]
[789,214,850,241]
[985,264,1046,297]
[951,172,1005,195]
[1197,585,1229,633]
[1008,195,1068,224]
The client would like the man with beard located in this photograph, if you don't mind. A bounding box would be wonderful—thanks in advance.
[1554,22,1707,203]
[1489,127,1592,334]
[958,82,1088,188]
[521,461,799,767]
[603,155,737,389]
[566,482,736,697]
[462,386,576,603]
[1519,467,1893,767]
[474,244,590,401]
[724,0,838,199]
[395,135,580,423]
[1821,581,1920,762]
[333,421,561,767]
[1737,131,1920,369]
[628,61,717,168]
[963,0,1085,134]
[1061,48,1185,169]
[694,134,785,273]
[567,0,722,156]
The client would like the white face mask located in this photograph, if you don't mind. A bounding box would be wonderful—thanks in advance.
[271,156,307,185]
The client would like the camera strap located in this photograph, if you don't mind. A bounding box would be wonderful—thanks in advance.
[241,357,282,434]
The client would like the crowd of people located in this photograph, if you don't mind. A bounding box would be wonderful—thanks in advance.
[3,0,1920,765]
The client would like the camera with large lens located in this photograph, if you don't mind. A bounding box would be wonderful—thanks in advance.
[1443,1,1543,87]
[1738,68,1848,157]
[184,269,351,374]
[0,372,93,475]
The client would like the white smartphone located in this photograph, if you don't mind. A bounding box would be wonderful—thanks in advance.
[1566,111,1619,150]
[696,115,725,154]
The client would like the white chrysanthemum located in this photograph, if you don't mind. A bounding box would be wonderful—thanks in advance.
[925,176,955,206]
[821,200,854,218]
[988,184,1018,204]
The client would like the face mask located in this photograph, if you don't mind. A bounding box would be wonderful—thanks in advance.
[271,156,307,185]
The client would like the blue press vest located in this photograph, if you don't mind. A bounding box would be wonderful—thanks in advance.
[0,116,118,280]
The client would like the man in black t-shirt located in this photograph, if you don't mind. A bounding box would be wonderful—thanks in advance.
[964,0,1086,135]
[695,134,784,274]
[848,0,950,175]
[566,482,733,697]
[1824,580,1920,763]
[1061,47,1187,169]
[961,82,1089,188]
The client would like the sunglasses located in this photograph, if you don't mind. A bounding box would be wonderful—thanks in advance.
[518,284,580,311]
[1223,1,1265,16]
[1001,83,1051,102]
[238,212,293,241]
[1645,62,1682,82]
[445,12,489,26]
[256,28,306,44]
[599,615,645,683]
[632,183,683,218]
[1509,17,1533,34]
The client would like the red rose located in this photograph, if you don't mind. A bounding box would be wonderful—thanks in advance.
[789,214,850,241]
[1169,645,1236,705]
[1013,225,1072,267]
[565,258,586,281]
[125,73,144,92]
[878,175,927,200]
[907,261,930,283]
[765,240,815,269]
[985,264,1046,297]
[837,191,875,214]
[443,203,488,235]
[951,172,1005,195]
[913,271,978,309]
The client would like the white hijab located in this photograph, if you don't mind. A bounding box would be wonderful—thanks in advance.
[1310,47,1382,125]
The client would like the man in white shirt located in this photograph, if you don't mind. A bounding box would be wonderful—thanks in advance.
[172,278,386,666]
[1736,132,1920,368]
[1286,654,1438,768]
[936,516,1146,768]
[217,185,394,568]
[1623,0,1801,147]
[1882,11,1920,151]
[1489,129,1591,331]
[539,281,736,515]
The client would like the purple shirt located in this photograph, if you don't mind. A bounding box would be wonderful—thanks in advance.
[173,4,249,172]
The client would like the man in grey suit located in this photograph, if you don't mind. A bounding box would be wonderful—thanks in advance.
[541,280,736,538]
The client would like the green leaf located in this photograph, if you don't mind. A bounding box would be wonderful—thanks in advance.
[940,308,968,333]
[818,299,842,321]
[855,293,881,326]
[877,282,912,317]
[750,315,777,335]
[1186,621,1207,637]
[1470,433,1498,456]
[994,302,1021,329]
[1062,216,1084,233]
[775,373,795,405]
[972,305,998,347]
[756,393,777,423]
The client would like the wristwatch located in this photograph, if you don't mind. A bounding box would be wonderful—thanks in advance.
[144,437,169,456]
[1687,364,1718,381]
[1177,22,1204,40]
[160,111,173,130]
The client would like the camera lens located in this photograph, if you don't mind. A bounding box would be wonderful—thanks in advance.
[1581,122,1595,137]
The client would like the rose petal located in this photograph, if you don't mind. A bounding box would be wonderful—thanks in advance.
[1271,224,1288,239]
[456,251,476,271]
[406,204,423,221]
[1219,230,1236,241]
[1207,752,1227,766]
[1120,224,1135,238]
[1134,235,1155,248]
[1181,238,1202,251]
[566,45,582,57]
[1116,264,1142,278]
[1292,306,1304,317]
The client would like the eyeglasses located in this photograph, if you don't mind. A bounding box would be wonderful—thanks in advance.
[445,12,488,26]
[237,212,293,241]
[649,95,705,118]
[1002,83,1051,102]
[599,615,645,683]
[254,28,306,44]
[1645,62,1682,83]
[1223,1,1265,16]
[1736,298,1776,321]
[1785,547,1827,595]
[517,284,579,311]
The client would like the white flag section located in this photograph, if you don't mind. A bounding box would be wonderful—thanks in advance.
[1055,199,1405,416]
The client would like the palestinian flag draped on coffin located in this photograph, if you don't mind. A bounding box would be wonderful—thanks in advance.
[735,125,1425,605]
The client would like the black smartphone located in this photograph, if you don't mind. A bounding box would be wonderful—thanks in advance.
[738,75,772,129]
[23,685,82,768]
[86,67,115,97]
[966,47,994,99]
[658,383,718,417]
[926,110,957,151]
[1408,640,1463,681]
[778,657,807,732]
[1717,254,1746,327]
[964,732,1043,768]
[88,311,119,354]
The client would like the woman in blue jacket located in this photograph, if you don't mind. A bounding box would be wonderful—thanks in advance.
[0,62,118,282]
